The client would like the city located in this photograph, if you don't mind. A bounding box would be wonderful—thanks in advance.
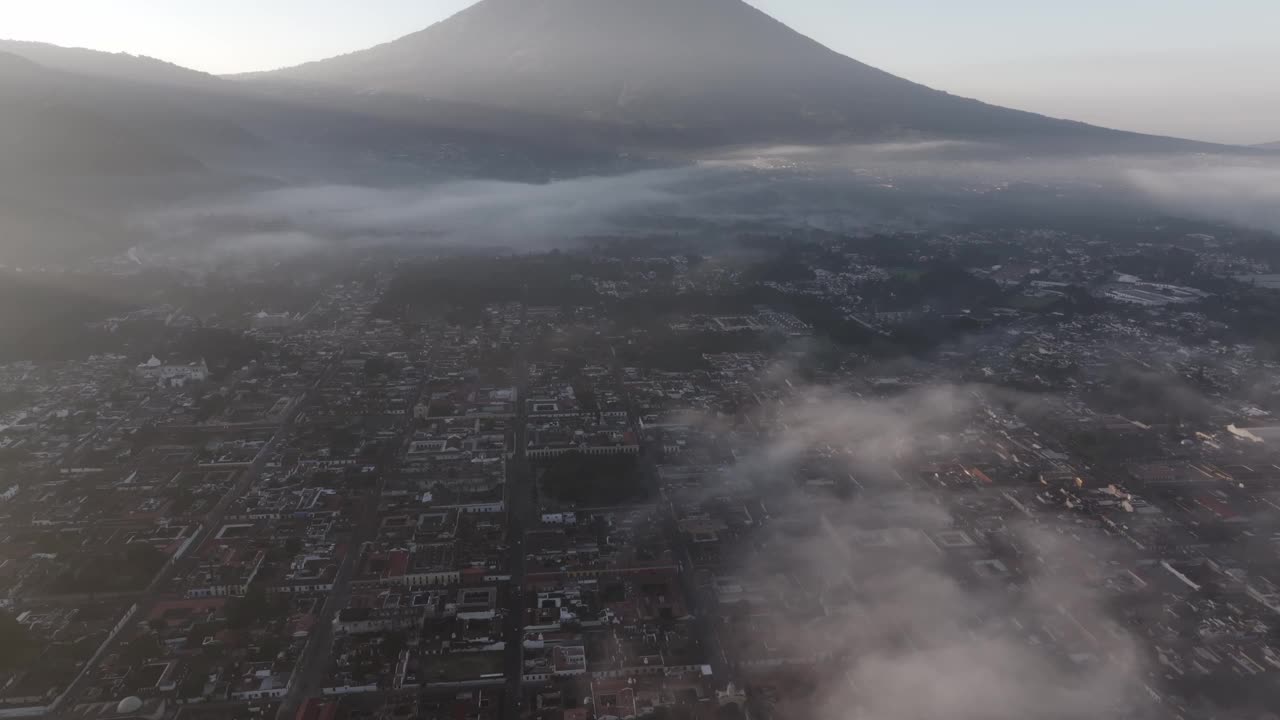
[2,1,1279,719]
[3,223,1280,720]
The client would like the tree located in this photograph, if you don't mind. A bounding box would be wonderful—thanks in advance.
[124,543,168,572]
[380,632,408,660]
[252,635,283,662]
[179,662,211,699]
[122,634,161,667]
[718,703,746,720]
[540,452,650,506]
[228,584,269,630]
[0,612,35,672]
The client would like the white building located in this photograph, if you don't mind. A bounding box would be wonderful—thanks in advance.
[134,355,210,386]
[250,311,297,330]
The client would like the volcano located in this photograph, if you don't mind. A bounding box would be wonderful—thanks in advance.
[250,0,1205,149]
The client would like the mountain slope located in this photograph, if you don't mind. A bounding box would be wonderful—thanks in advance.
[0,39,218,87]
[0,52,203,175]
[249,0,1203,149]
[0,43,637,264]
[1259,142,1280,150]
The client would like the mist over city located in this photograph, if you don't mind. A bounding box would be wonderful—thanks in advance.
[2,2,1280,720]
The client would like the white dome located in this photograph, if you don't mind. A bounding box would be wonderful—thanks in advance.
[116,697,144,714]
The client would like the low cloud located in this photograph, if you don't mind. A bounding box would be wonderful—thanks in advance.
[135,141,1280,264]
[1128,163,1280,233]
[205,230,325,260]
[137,160,931,264]
[140,169,697,260]
[709,142,1280,236]
[675,375,1153,720]
[227,172,683,240]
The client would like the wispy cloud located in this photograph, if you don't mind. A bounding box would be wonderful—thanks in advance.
[142,169,695,258]
[1128,163,1280,233]
[679,377,1151,720]
[135,142,1280,265]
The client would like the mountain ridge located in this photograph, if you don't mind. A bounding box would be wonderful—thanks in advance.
[0,51,206,176]
[2,3,1239,155]
[242,0,1218,151]
[0,38,218,87]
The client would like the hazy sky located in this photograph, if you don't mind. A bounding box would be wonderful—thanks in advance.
[4,0,1277,144]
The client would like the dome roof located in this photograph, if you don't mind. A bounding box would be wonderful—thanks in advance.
[116,696,144,715]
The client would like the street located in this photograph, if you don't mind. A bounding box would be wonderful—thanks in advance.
[53,358,333,719]
[501,349,534,720]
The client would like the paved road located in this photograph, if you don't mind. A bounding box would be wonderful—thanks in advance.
[612,341,731,685]
[662,490,731,682]
[501,350,534,720]
[275,472,384,719]
[277,351,405,720]
[62,392,151,469]
[52,355,342,719]
[54,383,324,718]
